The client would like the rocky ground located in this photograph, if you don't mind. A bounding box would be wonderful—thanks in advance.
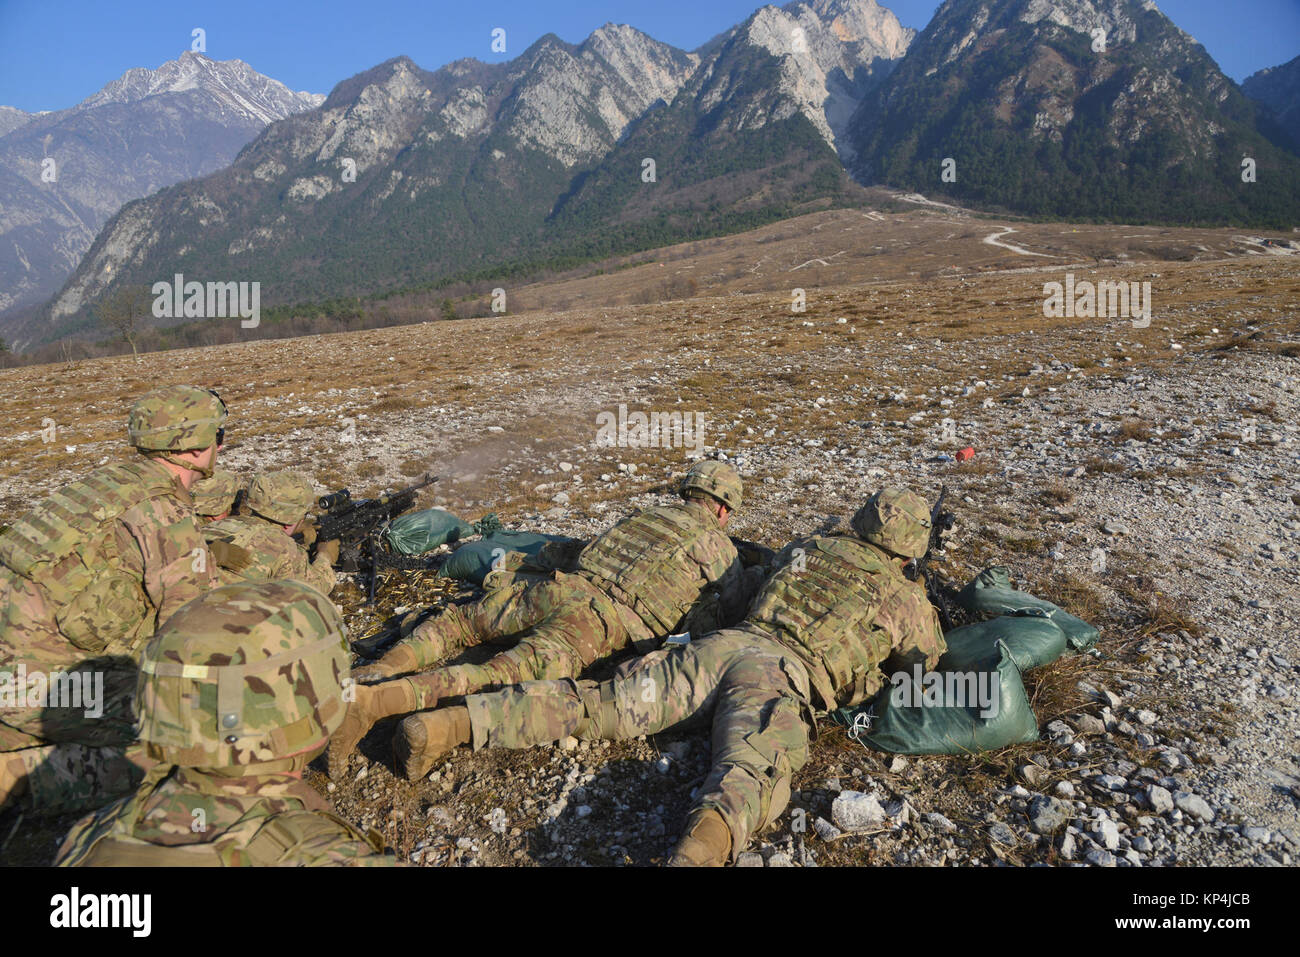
[1,245,1297,867]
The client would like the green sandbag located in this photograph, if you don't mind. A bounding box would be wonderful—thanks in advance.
[437,532,573,586]
[385,508,474,555]
[941,610,1069,672]
[957,566,1099,650]
[855,641,1040,755]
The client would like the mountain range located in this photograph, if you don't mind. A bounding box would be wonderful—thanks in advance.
[35,0,912,346]
[2,0,1297,353]
[849,0,1300,224]
[0,51,322,346]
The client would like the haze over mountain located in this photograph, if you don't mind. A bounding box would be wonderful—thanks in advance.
[847,0,1300,225]
[0,51,323,344]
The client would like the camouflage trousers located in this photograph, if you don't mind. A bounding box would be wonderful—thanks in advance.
[0,660,150,815]
[464,626,816,861]
[396,572,637,709]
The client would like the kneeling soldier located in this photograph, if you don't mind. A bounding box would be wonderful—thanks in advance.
[0,385,225,814]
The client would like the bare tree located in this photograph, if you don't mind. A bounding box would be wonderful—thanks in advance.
[95,285,152,360]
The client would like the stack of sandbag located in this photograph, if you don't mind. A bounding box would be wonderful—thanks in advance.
[840,567,1099,755]
[957,566,1099,650]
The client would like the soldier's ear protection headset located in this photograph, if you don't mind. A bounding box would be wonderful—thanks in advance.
[208,388,228,447]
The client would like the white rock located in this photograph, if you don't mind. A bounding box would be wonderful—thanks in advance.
[1147,785,1174,814]
[1173,791,1215,822]
[832,791,887,831]
[1093,818,1121,851]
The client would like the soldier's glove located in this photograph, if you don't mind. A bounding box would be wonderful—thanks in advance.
[316,538,341,565]
[353,643,420,683]
[300,521,318,547]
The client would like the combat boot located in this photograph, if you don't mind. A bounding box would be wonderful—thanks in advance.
[394,707,471,781]
[666,807,732,867]
[352,643,419,684]
[328,680,418,778]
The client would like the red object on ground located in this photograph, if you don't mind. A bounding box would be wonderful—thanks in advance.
[956,447,975,462]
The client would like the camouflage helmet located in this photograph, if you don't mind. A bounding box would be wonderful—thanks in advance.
[136,580,349,773]
[851,487,932,559]
[191,468,243,518]
[246,470,316,526]
[127,385,227,451]
[680,460,743,511]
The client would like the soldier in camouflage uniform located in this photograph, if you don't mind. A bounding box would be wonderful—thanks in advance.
[191,468,243,524]
[56,580,396,866]
[203,470,339,596]
[329,461,760,778]
[0,386,226,814]
[396,487,947,865]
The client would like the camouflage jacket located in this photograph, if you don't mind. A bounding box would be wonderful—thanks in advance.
[56,765,395,866]
[575,499,752,646]
[744,535,946,710]
[0,457,215,672]
[203,514,335,595]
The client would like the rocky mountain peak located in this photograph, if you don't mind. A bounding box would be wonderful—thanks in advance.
[737,0,915,159]
[76,51,323,122]
[0,105,31,137]
[1243,53,1300,150]
[0,53,325,330]
[503,25,696,166]
[581,22,701,107]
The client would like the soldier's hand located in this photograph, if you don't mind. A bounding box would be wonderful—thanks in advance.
[300,521,318,547]
[316,538,341,565]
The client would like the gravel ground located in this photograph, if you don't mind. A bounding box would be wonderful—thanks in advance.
[2,252,1296,866]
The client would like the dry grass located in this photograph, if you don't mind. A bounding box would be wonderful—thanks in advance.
[1038,481,1074,506]
[398,458,433,477]
[1117,418,1154,442]
[372,395,419,413]
[950,457,997,476]
[1084,457,1125,474]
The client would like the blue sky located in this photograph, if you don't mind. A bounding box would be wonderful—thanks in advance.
[0,0,1296,112]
